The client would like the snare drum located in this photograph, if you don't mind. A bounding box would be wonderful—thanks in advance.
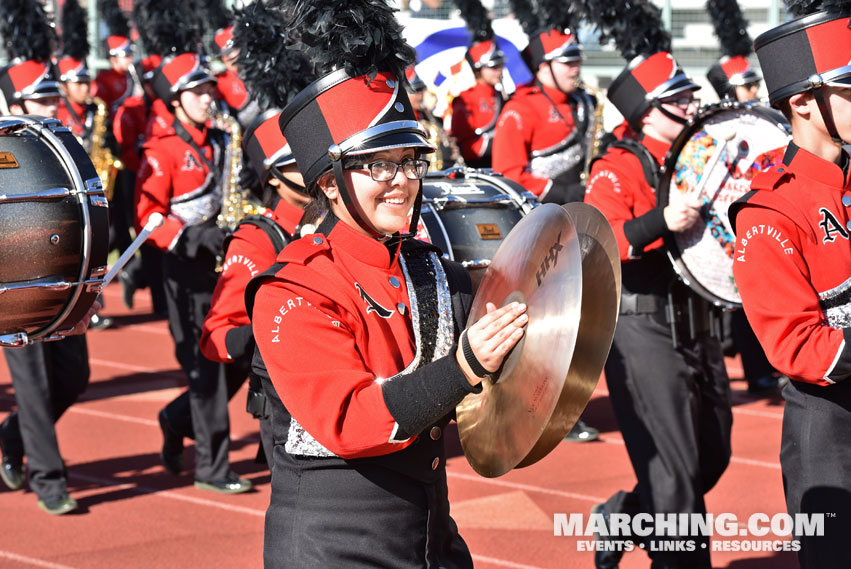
[419,169,537,288]
[657,101,790,309]
[0,116,109,345]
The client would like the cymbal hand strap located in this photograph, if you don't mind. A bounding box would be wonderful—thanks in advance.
[461,329,492,380]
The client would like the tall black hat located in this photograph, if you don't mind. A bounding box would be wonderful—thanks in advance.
[754,0,851,141]
[57,0,91,83]
[705,0,761,98]
[525,0,584,70]
[575,0,701,130]
[277,0,432,240]
[0,0,60,113]
[453,0,505,70]
[99,0,134,57]
[134,0,214,105]
[198,0,234,58]
[234,1,314,185]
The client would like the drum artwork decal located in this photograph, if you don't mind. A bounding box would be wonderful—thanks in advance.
[660,102,790,308]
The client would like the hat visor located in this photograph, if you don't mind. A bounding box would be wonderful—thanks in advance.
[22,81,62,100]
[180,74,217,92]
[649,76,701,101]
[344,130,435,157]
[825,66,851,88]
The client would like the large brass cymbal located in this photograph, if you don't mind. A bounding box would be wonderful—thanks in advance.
[517,202,621,468]
[456,204,583,478]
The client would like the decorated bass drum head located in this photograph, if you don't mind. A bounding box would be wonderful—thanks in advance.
[657,100,790,309]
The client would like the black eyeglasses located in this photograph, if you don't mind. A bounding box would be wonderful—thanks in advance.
[658,96,700,111]
[348,158,430,182]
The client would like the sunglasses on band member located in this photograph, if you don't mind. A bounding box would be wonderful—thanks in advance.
[347,158,430,182]
[658,96,701,111]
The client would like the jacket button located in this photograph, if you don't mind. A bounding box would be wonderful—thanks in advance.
[846,221,851,231]
[430,426,442,440]
[431,457,440,470]
[777,167,785,173]
[397,302,406,315]
[389,276,400,288]
[313,236,323,245]
[843,195,851,207]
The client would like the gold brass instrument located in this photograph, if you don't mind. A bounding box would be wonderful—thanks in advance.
[211,108,268,231]
[90,97,123,200]
[579,82,607,186]
[420,90,464,171]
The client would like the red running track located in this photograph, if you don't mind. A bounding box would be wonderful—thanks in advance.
[0,282,797,569]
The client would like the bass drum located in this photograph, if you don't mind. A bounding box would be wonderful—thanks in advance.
[0,116,110,346]
[418,169,537,290]
[657,101,790,309]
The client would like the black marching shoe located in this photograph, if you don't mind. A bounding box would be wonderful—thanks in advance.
[591,503,624,569]
[120,270,137,309]
[158,410,184,476]
[564,419,600,442]
[38,493,78,515]
[0,436,23,491]
[194,476,253,494]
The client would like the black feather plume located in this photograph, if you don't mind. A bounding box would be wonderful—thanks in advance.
[785,0,851,16]
[133,0,201,56]
[452,0,494,42]
[233,1,314,110]
[573,0,671,60]
[62,0,89,60]
[287,0,416,82]
[0,0,56,61]
[538,0,581,33]
[99,0,130,38]
[508,0,543,37]
[707,0,752,56]
[201,0,233,33]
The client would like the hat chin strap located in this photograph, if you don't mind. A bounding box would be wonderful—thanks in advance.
[330,159,423,245]
[651,100,690,126]
[811,85,848,146]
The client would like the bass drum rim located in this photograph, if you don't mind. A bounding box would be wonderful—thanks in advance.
[655,100,790,310]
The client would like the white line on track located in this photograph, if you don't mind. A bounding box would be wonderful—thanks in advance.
[601,435,781,469]
[470,554,549,569]
[88,358,182,377]
[592,387,783,419]
[0,551,80,569]
[448,471,606,503]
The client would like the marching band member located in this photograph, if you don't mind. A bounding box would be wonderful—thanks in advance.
[582,0,733,565]
[406,65,462,170]
[448,0,506,168]
[493,0,595,205]
[94,0,135,116]
[0,0,89,516]
[248,1,526,565]
[200,0,314,466]
[134,0,249,493]
[56,0,97,147]
[730,1,851,566]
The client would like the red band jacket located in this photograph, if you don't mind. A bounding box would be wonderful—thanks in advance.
[113,94,150,174]
[585,134,674,295]
[250,215,478,460]
[200,199,303,363]
[135,118,224,251]
[449,81,503,166]
[731,144,851,385]
[57,99,96,144]
[214,70,249,114]
[93,68,131,114]
[492,84,588,199]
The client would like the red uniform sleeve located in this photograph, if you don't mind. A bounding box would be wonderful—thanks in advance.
[251,278,405,458]
[492,102,549,196]
[201,225,273,362]
[114,103,141,174]
[733,205,848,385]
[134,146,184,250]
[450,95,487,163]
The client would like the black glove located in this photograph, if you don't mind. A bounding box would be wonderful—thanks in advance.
[224,325,255,361]
[176,220,227,260]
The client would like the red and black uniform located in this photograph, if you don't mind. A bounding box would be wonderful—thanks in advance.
[731,144,851,567]
[135,116,242,484]
[493,83,594,203]
[214,69,249,116]
[585,133,732,564]
[93,68,132,115]
[449,81,503,168]
[57,99,97,148]
[248,214,477,568]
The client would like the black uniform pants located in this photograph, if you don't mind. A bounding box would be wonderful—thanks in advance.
[1,335,89,499]
[780,379,851,569]
[602,313,732,569]
[161,252,235,482]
